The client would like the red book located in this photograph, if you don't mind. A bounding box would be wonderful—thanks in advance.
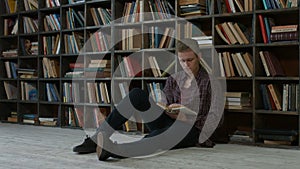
[258,14,268,44]
[224,0,232,13]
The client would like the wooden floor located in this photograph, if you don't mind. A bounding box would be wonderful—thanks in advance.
[1,122,300,169]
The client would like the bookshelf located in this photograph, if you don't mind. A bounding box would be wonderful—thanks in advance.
[0,0,299,148]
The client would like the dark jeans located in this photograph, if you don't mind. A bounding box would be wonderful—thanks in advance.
[96,88,199,157]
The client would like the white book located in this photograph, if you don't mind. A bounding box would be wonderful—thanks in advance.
[259,51,270,76]
[218,53,225,77]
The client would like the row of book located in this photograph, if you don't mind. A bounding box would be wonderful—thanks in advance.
[218,52,253,78]
[90,7,111,26]
[45,0,61,8]
[148,26,175,49]
[261,0,299,9]
[87,32,111,52]
[147,0,174,20]
[121,0,142,23]
[46,83,60,102]
[23,0,38,11]
[66,8,85,29]
[258,14,299,44]
[115,55,141,77]
[215,22,250,45]
[63,33,84,54]
[260,83,299,111]
[44,14,61,31]
[146,82,163,103]
[43,35,61,55]
[3,81,58,102]
[65,106,109,129]
[63,82,81,103]
[23,17,38,34]
[42,57,60,78]
[87,82,110,104]
[217,0,253,14]
[4,64,38,79]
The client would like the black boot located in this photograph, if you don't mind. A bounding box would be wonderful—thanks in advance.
[73,135,97,154]
[96,132,126,161]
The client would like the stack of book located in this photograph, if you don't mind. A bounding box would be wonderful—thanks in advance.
[229,127,253,144]
[22,114,37,124]
[179,0,209,17]
[38,117,57,126]
[192,36,212,46]
[84,59,111,78]
[256,128,298,146]
[65,63,84,78]
[270,24,298,42]
[17,68,37,78]
[7,112,17,122]
[1,49,18,57]
[225,92,251,109]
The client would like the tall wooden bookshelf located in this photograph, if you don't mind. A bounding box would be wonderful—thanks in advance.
[0,0,299,148]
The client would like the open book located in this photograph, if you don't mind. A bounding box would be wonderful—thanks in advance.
[156,102,197,116]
